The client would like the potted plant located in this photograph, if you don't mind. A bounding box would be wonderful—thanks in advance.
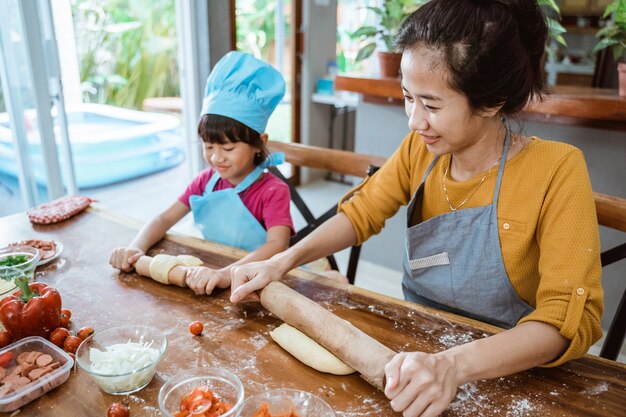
[350,1,565,78]
[350,0,425,77]
[592,0,626,95]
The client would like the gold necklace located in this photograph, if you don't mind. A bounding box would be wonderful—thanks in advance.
[442,156,501,211]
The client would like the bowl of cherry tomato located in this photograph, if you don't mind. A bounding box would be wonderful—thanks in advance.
[158,367,244,417]
[237,388,336,417]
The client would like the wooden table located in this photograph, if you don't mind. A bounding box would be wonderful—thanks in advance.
[1,206,625,416]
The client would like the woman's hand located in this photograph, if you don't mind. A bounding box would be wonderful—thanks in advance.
[229,258,284,303]
[109,247,144,272]
[384,351,460,417]
[185,266,231,295]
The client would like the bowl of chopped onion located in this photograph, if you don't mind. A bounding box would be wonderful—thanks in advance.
[158,367,244,417]
[75,324,167,395]
[237,389,336,417]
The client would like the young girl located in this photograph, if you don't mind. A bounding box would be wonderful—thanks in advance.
[109,51,293,296]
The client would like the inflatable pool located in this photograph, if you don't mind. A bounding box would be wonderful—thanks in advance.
[0,103,185,188]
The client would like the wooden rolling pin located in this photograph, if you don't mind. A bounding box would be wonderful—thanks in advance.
[260,281,396,389]
[135,255,190,287]
[133,256,395,389]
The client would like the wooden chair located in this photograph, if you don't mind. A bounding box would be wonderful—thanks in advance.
[268,141,385,284]
[595,192,626,361]
[268,141,626,360]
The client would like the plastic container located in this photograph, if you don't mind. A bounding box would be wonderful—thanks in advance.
[0,336,73,413]
[76,324,167,395]
[0,245,40,282]
[237,388,336,417]
[158,367,244,417]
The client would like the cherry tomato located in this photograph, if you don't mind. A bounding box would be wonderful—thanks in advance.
[59,309,72,328]
[49,327,71,348]
[0,331,12,348]
[77,326,95,340]
[63,335,82,354]
[0,351,13,367]
[189,321,204,336]
[107,402,130,417]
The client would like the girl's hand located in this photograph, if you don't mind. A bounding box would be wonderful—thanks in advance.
[230,259,283,303]
[384,351,460,417]
[186,266,230,295]
[109,247,144,272]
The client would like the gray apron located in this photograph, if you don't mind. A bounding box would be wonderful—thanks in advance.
[402,130,533,329]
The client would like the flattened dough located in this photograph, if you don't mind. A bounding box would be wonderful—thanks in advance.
[149,254,203,285]
[176,254,203,266]
[270,323,355,375]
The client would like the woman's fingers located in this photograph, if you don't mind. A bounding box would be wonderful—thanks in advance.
[384,352,459,417]
[230,266,267,303]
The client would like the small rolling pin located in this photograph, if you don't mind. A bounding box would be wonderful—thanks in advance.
[133,256,395,389]
[134,255,190,287]
[260,281,396,390]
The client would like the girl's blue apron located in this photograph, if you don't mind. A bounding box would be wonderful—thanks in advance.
[189,153,285,252]
[402,130,533,329]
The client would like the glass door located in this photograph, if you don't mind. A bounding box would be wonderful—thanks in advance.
[234,0,297,144]
[0,0,74,215]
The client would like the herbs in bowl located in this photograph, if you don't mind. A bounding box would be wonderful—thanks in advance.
[0,246,40,282]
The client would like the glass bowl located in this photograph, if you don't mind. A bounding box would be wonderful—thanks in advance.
[237,389,336,417]
[0,245,40,282]
[158,367,244,417]
[75,325,167,395]
[0,266,23,300]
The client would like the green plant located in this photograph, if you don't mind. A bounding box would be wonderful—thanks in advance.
[71,0,179,110]
[539,0,567,50]
[350,0,424,63]
[235,0,291,64]
[593,0,626,62]
[350,1,565,64]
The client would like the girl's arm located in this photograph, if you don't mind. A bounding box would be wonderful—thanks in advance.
[109,201,190,271]
[129,201,190,252]
[230,212,357,302]
[384,321,567,417]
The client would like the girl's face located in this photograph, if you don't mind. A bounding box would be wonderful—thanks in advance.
[202,139,260,185]
[400,46,499,158]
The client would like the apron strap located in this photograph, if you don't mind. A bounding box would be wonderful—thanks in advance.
[205,170,221,192]
[421,155,440,184]
[492,124,511,206]
[234,152,286,193]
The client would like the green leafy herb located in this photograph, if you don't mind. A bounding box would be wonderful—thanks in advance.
[0,255,28,267]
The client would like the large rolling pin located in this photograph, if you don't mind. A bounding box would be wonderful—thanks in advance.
[133,255,395,389]
[135,255,190,287]
[260,281,396,390]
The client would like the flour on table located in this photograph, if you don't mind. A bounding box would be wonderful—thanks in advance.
[581,381,609,396]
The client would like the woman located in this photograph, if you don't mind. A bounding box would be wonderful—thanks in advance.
[230,1,603,416]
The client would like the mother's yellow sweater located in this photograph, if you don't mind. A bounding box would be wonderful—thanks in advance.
[339,133,603,366]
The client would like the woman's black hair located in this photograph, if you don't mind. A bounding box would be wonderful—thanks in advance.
[395,0,548,115]
[197,114,268,165]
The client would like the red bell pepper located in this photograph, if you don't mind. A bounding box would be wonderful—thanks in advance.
[0,275,62,340]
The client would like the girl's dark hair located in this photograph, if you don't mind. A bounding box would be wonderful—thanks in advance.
[396,0,548,115]
[197,114,268,165]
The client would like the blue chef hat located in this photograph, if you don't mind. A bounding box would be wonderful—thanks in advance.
[200,51,286,134]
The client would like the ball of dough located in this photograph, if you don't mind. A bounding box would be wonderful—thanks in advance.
[270,323,355,375]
